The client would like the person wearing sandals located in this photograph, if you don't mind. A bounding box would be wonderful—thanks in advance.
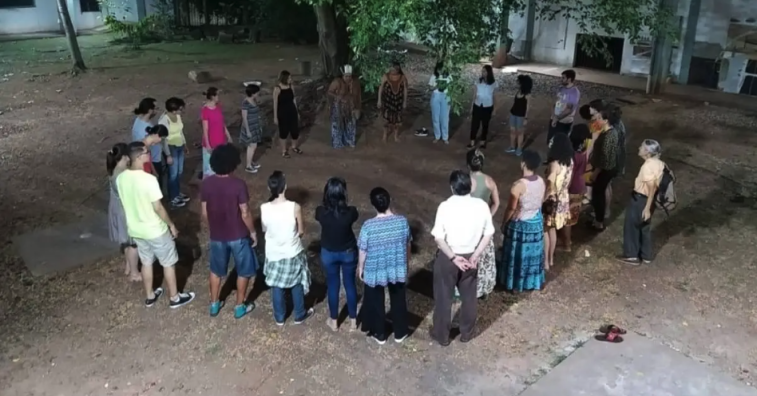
[116,142,196,309]
[201,87,233,178]
[587,101,621,231]
[543,133,573,271]
[428,61,452,144]
[505,74,532,156]
[358,187,412,345]
[561,124,590,251]
[328,65,362,149]
[158,97,191,209]
[498,150,546,292]
[377,62,408,143]
[201,144,259,319]
[241,84,263,173]
[468,65,498,149]
[106,143,141,283]
[431,171,495,346]
[316,177,359,332]
[618,139,664,266]
[273,70,303,158]
[261,171,314,325]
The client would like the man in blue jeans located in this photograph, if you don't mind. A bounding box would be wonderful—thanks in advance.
[201,144,259,319]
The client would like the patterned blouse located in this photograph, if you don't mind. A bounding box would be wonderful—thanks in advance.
[358,214,411,287]
[590,125,620,172]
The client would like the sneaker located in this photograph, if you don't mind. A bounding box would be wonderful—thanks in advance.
[275,321,285,326]
[170,197,186,208]
[293,308,314,324]
[251,162,261,169]
[443,140,449,145]
[515,148,523,156]
[505,147,516,153]
[178,193,190,203]
[370,334,387,345]
[144,287,164,307]
[432,139,440,143]
[209,300,224,317]
[394,334,409,344]
[169,292,196,309]
[234,302,255,319]
[326,318,338,332]
[414,129,429,137]
[244,165,258,174]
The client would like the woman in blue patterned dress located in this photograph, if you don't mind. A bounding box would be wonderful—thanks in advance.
[358,187,412,345]
[498,150,547,292]
[327,65,361,148]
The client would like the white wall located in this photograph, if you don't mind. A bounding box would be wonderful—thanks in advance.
[0,0,106,35]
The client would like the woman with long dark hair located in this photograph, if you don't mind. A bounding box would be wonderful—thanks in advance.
[201,87,232,177]
[132,97,170,180]
[506,74,532,156]
[315,177,359,331]
[428,61,452,144]
[261,171,313,325]
[468,65,498,149]
[543,133,573,271]
[466,149,499,298]
[377,62,408,143]
[107,143,140,282]
[273,70,302,157]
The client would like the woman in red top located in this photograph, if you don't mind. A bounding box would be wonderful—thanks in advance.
[561,124,590,251]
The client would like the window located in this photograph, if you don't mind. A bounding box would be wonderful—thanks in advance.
[0,0,35,8]
[632,41,653,59]
[79,0,100,12]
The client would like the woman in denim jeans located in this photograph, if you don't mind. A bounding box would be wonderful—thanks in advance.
[159,97,190,209]
[315,177,359,332]
[261,171,314,325]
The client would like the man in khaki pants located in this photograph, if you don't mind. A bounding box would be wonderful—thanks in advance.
[117,141,195,308]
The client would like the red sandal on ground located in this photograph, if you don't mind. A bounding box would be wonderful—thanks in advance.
[595,328,624,343]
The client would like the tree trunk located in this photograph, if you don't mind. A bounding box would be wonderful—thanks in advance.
[313,3,349,78]
[56,0,86,74]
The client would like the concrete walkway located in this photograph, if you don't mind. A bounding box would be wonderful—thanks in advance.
[521,335,757,396]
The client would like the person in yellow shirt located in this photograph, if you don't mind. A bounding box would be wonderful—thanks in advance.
[116,142,196,309]
[618,139,664,265]
[158,97,191,209]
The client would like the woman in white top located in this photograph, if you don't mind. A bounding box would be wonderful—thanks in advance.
[261,171,314,325]
[428,62,452,144]
[468,65,498,149]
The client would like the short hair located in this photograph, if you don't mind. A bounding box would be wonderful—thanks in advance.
[209,144,241,175]
[521,150,541,171]
[449,170,472,196]
[562,69,576,82]
[517,74,533,95]
[146,124,168,138]
[133,98,156,115]
[608,104,623,126]
[165,97,185,112]
[642,139,662,157]
[589,99,611,121]
[578,104,592,121]
[245,84,260,97]
[127,141,146,162]
[203,87,219,100]
[369,187,391,213]
[466,149,485,172]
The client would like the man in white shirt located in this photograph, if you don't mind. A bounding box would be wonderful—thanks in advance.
[430,170,495,346]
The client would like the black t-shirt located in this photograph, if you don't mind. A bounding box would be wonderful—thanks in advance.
[315,206,359,251]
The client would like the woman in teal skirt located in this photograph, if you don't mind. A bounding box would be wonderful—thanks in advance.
[498,150,547,291]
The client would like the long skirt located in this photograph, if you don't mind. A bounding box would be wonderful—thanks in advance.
[498,212,545,292]
[454,239,495,299]
[331,106,356,148]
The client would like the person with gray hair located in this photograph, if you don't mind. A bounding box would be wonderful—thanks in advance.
[618,139,664,265]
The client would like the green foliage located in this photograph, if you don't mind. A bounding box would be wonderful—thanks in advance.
[100,0,175,49]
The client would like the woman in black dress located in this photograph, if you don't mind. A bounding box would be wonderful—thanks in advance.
[377,62,408,143]
[273,70,302,158]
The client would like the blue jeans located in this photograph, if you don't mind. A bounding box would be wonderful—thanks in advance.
[209,237,258,278]
[320,248,358,320]
[202,148,215,177]
[271,284,305,323]
[167,145,185,201]
[431,91,450,141]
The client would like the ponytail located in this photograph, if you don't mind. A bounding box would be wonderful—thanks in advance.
[267,171,287,202]
[106,143,129,175]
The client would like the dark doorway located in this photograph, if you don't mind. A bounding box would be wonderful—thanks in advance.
[574,34,624,73]
[688,56,720,89]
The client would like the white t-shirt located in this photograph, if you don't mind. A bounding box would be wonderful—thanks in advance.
[428,75,452,93]
[261,200,303,261]
[474,81,498,107]
[430,194,495,255]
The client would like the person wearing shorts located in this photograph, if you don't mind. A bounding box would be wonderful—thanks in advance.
[116,141,196,309]
[201,144,260,319]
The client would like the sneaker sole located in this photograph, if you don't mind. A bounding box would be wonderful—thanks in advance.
[293,308,314,324]
[144,287,164,307]
[170,293,196,309]
[370,336,386,345]
[234,304,255,319]
[394,335,409,343]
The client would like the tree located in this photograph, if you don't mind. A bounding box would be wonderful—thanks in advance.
[56,0,87,74]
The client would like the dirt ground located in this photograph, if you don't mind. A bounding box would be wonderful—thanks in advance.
[1,37,757,396]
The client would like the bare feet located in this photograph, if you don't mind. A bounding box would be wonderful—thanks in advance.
[124,262,131,276]
[348,318,358,331]
[129,273,143,282]
[326,318,338,332]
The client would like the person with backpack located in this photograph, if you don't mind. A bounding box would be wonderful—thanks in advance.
[618,139,671,265]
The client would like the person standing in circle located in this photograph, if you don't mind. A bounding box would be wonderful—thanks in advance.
[468,65,498,149]
[547,69,580,147]
[377,62,408,143]
[106,143,141,282]
[506,74,532,156]
[273,70,302,158]
[201,87,232,178]
[132,97,170,182]
[428,61,452,144]
[241,84,263,173]
[159,97,191,209]
[327,65,361,149]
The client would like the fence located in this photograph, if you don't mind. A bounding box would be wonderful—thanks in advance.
[172,0,233,26]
